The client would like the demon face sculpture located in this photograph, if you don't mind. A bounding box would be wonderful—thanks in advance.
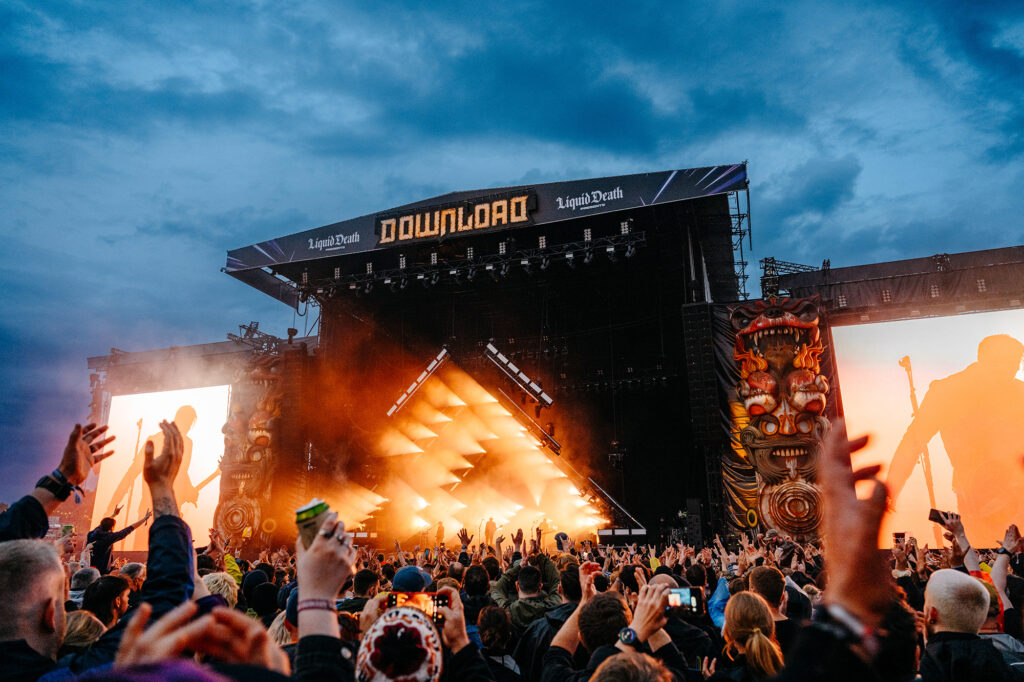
[214,355,282,550]
[731,297,830,539]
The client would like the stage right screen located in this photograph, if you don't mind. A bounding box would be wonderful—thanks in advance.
[832,309,1024,546]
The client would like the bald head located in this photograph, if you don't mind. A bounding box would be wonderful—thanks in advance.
[924,569,990,636]
[0,540,66,659]
[649,574,681,588]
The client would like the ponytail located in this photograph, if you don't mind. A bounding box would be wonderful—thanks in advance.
[743,627,784,678]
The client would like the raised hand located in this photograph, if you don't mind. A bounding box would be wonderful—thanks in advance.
[1001,524,1023,553]
[60,423,116,486]
[295,512,356,601]
[630,582,670,642]
[113,504,124,517]
[143,421,184,518]
[818,419,891,627]
[495,535,505,546]
[435,587,471,653]
[513,528,524,548]
[457,528,474,547]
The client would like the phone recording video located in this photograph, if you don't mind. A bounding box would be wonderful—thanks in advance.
[667,587,705,617]
[386,592,449,625]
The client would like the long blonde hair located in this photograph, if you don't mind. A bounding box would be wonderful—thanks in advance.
[64,610,106,649]
[723,591,784,677]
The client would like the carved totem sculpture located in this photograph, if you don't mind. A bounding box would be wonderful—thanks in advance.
[730,297,830,539]
[214,355,282,551]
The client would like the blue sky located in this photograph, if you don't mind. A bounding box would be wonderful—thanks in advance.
[2,0,1023,501]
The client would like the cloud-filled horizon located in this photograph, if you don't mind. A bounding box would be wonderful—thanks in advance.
[2,0,1022,501]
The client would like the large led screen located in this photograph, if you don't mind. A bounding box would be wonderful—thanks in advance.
[832,310,1024,547]
[90,386,230,550]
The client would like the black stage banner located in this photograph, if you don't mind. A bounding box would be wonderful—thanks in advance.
[226,164,746,273]
[711,296,837,540]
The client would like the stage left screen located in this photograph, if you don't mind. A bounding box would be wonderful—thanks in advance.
[90,385,230,551]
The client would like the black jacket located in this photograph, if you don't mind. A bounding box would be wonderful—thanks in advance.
[0,495,48,542]
[86,524,138,574]
[921,631,1024,682]
[541,641,692,682]
[513,602,586,682]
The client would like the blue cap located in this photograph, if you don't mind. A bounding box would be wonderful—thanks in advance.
[392,565,430,591]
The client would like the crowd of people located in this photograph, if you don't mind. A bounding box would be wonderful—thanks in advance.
[1,418,1023,681]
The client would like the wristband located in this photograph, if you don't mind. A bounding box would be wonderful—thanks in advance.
[297,599,336,614]
[35,470,82,503]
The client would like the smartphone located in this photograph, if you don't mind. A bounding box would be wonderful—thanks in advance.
[387,592,449,625]
[667,587,705,617]
[892,532,906,545]
[928,509,947,525]
[61,525,74,537]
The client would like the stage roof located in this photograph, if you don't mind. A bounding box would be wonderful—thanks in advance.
[225,164,747,306]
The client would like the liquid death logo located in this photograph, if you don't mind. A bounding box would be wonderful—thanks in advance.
[377,190,537,245]
[555,186,624,212]
[308,232,361,252]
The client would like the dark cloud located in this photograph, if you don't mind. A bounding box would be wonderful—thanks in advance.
[2,0,1023,501]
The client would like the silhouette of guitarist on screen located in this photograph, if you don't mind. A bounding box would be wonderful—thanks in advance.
[106,406,201,528]
[887,334,1024,541]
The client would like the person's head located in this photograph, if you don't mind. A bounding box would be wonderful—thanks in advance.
[202,572,239,609]
[381,562,396,584]
[353,569,380,598]
[436,577,460,592]
[100,518,116,532]
[747,565,786,613]
[254,562,275,583]
[559,566,582,603]
[392,565,430,592]
[591,650,673,682]
[684,564,707,591]
[62,610,106,651]
[0,540,66,659]
[267,610,292,647]
[251,582,279,617]
[119,562,146,591]
[70,567,101,592]
[579,592,631,650]
[923,569,990,637]
[728,577,747,596]
[241,569,268,603]
[722,592,784,678]
[357,607,443,681]
[482,556,500,581]
[516,565,542,597]
[444,562,462,582]
[977,334,1024,378]
[174,405,198,433]
[463,565,490,597]
[196,554,216,574]
[478,605,513,651]
[874,599,920,682]
[82,575,131,627]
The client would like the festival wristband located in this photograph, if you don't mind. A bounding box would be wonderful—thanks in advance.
[297,599,336,614]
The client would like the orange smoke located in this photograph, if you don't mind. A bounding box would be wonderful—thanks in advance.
[336,364,603,543]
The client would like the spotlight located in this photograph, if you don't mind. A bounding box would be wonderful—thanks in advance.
[538,235,546,248]
[606,245,617,262]
[565,251,576,268]
[430,272,439,285]
[365,280,374,293]
[584,228,592,242]
[540,256,550,270]
[430,252,438,265]
[521,258,531,273]
[467,246,475,260]
[467,266,477,281]
[500,262,510,276]
[499,241,507,255]
[583,249,593,264]
[399,254,407,269]
[625,243,636,258]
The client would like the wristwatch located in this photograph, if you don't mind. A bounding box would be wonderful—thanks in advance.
[618,627,639,648]
[35,470,74,502]
[996,547,1013,556]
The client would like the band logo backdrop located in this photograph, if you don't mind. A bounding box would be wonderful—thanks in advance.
[712,296,836,539]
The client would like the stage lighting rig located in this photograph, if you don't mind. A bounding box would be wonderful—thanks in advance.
[386,347,450,417]
[485,342,554,408]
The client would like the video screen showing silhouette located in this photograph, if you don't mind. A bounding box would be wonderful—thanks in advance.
[832,310,1024,547]
[90,386,230,550]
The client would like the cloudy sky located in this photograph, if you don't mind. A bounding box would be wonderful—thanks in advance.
[2,1,1022,501]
